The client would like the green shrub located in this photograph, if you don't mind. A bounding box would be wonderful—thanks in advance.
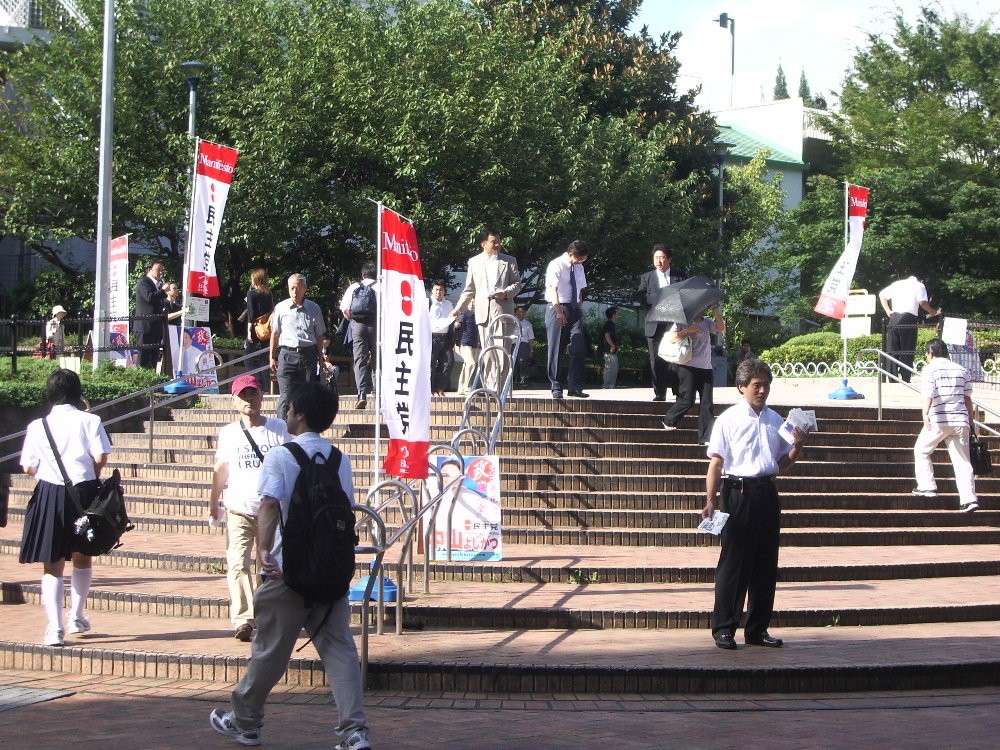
[0,358,169,409]
[760,328,942,369]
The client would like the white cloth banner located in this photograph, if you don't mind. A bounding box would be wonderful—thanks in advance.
[379,208,431,478]
[815,185,870,319]
[187,140,239,297]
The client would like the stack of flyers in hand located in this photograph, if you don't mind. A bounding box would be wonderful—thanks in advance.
[698,511,729,536]
[779,408,817,444]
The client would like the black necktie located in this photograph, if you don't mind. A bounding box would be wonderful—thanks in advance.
[569,266,578,306]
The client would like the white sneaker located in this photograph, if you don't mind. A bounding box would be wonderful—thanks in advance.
[44,626,65,646]
[335,727,372,750]
[911,488,937,497]
[209,709,261,746]
[960,502,979,513]
[68,616,91,634]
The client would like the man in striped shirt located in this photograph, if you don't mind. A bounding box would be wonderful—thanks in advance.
[913,339,979,512]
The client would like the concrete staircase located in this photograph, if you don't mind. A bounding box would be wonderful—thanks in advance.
[2,392,998,694]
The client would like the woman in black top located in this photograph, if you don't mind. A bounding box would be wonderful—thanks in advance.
[246,268,274,393]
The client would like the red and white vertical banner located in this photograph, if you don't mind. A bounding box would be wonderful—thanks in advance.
[379,208,431,478]
[814,184,870,319]
[186,140,239,297]
[108,234,134,366]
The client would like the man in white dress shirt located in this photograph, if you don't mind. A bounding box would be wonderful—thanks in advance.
[544,240,590,399]
[702,358,809,651]
[878,273,940,383]
[428,280,455,396]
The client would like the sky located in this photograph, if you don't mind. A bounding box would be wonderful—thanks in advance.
[631,0,997,111]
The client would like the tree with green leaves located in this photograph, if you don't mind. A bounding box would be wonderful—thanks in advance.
[797,69,814,106]
[773,62,789,100]
[776,6,999,321]
[1,0,778,331]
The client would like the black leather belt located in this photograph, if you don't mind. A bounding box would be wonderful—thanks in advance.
[722,475,775,490]
[280,345,315,353]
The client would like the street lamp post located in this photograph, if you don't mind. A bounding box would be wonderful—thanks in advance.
[714,13,736,108]
[180,60,208,139]
[176,61,208,359]
[713,141,733,352]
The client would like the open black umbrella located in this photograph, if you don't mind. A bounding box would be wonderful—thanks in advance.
[645,275,724,327]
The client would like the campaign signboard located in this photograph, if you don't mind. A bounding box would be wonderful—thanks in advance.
[429,455,502,561]
[168,326,219,390]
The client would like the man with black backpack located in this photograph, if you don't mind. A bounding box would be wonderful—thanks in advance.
[210,381,371,750]
[339,260,378,410]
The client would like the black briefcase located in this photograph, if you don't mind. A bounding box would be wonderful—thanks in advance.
[970,435,993,476]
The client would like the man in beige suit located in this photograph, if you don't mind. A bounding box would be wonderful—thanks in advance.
[454,228,522,391]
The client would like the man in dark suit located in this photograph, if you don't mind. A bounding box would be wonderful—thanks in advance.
[635,245,685,401]
[135,260,167,369]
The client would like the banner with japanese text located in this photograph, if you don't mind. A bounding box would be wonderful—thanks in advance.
[187,140,239,297]
[814,184,870,319]
[379,208,431,477]
[108,234,134,367]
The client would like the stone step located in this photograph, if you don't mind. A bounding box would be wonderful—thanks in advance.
[1,598,995,693]
[3,562,995,630]
[4,535,996,582]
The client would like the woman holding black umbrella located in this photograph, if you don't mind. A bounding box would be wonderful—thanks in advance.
[662,303,726,444]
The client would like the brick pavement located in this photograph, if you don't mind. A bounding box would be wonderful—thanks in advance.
[0,667,997,750]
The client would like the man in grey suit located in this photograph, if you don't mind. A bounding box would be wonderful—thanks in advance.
[454,228,522,391]
[636,245,685,401]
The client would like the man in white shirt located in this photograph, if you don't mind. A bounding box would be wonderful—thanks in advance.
[513,306,535,386]
[544,240,590,399]
[428,280,455,396]
[210,381,371,750]
[339,261,378,409]
[879,274,940,382]
[702,358,809,651]
[913,339,979,511]
[210,374,289,642]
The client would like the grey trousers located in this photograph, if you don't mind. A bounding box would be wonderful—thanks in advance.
[230,577,367,740]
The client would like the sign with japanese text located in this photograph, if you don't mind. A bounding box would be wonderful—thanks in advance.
[168,326,219,389]
[108,234,133,367]
[187,140,239,297]
[429,455,503,561]
[379,208,431,477]
[815,184,870,319]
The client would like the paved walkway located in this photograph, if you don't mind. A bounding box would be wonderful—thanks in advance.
[0,668,997,750]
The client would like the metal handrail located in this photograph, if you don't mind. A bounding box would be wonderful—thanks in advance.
[857,349,999,436]
[351,504,387,685]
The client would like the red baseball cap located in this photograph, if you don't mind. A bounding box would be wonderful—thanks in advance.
[232,374,262,397]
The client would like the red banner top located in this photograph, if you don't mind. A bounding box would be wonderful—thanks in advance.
[848,185,870,218]
[380,209,423,279]
[196,141,239,184]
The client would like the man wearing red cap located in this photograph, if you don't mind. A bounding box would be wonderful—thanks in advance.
[210,374,289,641]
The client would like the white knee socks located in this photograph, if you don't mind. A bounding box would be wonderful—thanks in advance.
[70,567,93,621]
[41,574,64,630]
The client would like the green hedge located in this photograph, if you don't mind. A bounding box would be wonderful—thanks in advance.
[760,330,941,368]
[0,358,169,409]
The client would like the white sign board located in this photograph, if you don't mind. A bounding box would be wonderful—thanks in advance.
[429,455,503,561]
[188,297,211,322]
[941,317,968,347]
[841,316,872,339]
[845,293,876,316]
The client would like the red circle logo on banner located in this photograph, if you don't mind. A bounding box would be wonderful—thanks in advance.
[467,457,495,486]
[400,280,413,316]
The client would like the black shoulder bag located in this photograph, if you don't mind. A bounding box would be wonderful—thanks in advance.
[42,418,131,556]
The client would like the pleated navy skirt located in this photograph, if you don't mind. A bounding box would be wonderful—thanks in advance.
[19,478,99,564]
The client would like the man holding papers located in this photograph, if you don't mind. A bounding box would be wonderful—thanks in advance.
[702,359,810,651]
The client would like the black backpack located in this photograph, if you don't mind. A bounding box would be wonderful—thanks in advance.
[72,469,133,557]
[350,282,377,324]
[279,442,358,605]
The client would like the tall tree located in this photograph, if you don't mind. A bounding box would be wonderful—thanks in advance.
[797,69,812,104]
[776,6,1000,320]
[773,61,789,100]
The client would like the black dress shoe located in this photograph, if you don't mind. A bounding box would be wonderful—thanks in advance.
[652,395,666,402]
[567,390,590,398]
[552,391,564,399]
[745,632,783,648]
[715,634,738,650]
